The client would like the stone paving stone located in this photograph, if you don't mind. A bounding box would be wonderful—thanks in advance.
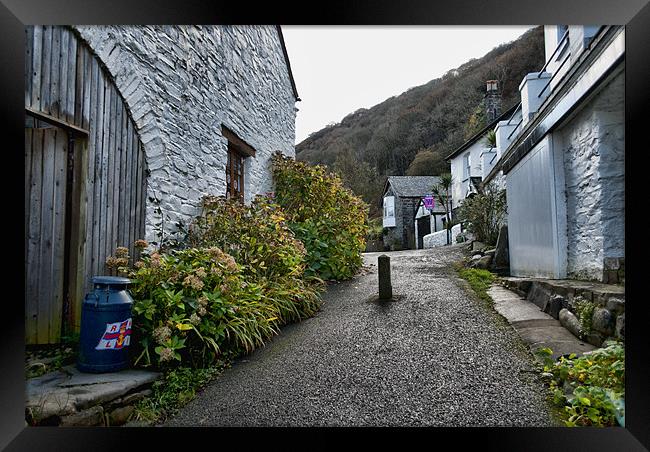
[26,365,159,421]
[487,285,596,360]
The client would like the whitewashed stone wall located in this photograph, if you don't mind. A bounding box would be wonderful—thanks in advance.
[559,71,624,281]
[423,229,447,248]
[423,224,462,248]
[72,25,297,243]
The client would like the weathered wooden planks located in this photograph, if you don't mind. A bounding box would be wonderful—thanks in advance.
[25,25,148,343]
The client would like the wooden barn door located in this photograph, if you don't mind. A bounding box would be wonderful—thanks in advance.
[25,126,69,344]
[25,25,148,344]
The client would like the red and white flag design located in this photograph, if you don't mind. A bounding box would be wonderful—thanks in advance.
[95,318,132,350]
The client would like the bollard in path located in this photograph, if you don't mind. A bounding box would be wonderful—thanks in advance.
[378,254,393,300]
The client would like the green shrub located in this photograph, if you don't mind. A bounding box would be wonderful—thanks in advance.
[537,341,625,427]
[188,195,323,322]
[456,182,506,246]
[189,195,308,281]
[271,153,369,280]
[133,364,227,424]
[123,195,323,369]
[128,247,268,367]
[367,217,384,242]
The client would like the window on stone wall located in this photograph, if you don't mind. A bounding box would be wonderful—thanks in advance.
[222,125,256,203]
[226,145,245,201]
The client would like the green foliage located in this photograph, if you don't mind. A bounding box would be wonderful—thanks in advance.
[537,341,625,427]
[455,265,495,302]
[457,182,507,246]
[272,153,369,281]
[464,99,487,140]
[432,173,453,223]
[366,217,384,242]
[406,147,449,176]
[573,298,595,336]
[128,243,321,368]
[331,147,383,218]
[132,364,227,424]
[484,129,497,148]
[189,195,309,281]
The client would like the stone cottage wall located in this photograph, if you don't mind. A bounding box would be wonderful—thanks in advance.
[72,25,297,243]
[400,197,420,249]
[559,71,624,282]
[383,186,402,250]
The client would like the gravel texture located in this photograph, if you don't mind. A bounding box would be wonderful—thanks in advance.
[166,246,559,426]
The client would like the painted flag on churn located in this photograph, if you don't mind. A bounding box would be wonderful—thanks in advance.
[95,318,132,350]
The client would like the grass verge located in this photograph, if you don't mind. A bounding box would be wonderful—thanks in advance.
[453,263,496,303]
[132,360,231,425]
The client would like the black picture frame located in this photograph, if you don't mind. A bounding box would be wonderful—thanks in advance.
[2,0,648,450]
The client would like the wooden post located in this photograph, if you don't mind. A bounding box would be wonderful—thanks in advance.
[378,255,392,300]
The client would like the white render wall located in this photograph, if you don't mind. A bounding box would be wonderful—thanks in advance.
[558,71,624,280]
[423,224,462,248]
[72,25,297,243]
[450,139,487,211]
[506,136,560,278]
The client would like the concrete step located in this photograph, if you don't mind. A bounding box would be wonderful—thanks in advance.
[487,285,596,361]
[26,365,160,425]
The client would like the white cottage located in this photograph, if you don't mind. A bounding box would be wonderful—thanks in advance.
[446,91,519,216]
[484,25,625,283]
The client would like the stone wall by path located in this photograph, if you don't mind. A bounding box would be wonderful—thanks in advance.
[558,71,624,282]
[72,25,297,243]
[423,224,462,249]
[500,277,625,347]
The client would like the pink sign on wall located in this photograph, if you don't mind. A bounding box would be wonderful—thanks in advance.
[423,195,434,211]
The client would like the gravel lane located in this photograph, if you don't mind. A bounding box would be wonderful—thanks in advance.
[167,246,558,426]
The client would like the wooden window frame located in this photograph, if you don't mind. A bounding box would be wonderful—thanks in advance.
[226,144,245,202]
[222,126,256,202]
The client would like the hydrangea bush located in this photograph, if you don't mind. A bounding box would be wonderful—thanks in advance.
[271,152,369,280]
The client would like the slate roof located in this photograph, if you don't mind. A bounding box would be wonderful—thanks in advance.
[384,176,441,198]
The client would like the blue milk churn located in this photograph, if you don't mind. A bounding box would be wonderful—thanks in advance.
[77,276,134,373]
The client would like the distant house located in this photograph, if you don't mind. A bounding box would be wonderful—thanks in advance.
[382,176,443,250]
[413,197,448,249]
[484,25,624,283]
[446,82,519,217]
[25,25,299,343]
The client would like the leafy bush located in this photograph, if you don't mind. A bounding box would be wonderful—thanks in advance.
[128,247,266,367]
[537,341,625,427]
[119,195,324,369]
[457,181,506,246]
[366,217,384,242]
[189,195,308,281]
[188,195,323,322]
[271,153,369,280]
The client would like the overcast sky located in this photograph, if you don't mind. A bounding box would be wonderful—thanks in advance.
[282,26,534,145]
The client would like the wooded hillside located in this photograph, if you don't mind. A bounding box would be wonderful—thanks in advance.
[296,26,545,216]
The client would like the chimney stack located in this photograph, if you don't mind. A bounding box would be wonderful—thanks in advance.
[485,80,501,123]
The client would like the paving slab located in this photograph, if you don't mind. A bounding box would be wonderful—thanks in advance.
[26,365,159,421]
[487,285,596,361]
